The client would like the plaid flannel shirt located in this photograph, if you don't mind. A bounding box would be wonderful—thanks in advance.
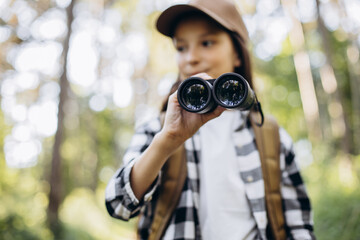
[105,112,315,240]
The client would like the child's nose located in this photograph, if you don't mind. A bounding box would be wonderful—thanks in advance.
[186,47,200,64]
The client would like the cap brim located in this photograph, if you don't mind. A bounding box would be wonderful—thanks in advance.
[156,5,206,37]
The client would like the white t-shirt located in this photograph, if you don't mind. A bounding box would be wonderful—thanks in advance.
[199,110,257,240]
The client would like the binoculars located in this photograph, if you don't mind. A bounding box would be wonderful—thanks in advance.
[177,73,256,114]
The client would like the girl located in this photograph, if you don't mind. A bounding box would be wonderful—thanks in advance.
[105,0,315,239]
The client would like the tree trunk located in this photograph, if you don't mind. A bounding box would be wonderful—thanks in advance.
[281,0,322,142]
[47,0,75,237]
[338,0,360,155]
[315,0,353,154]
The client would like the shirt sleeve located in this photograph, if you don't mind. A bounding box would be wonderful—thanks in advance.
[105,117,162,221]
[279,128,316,240]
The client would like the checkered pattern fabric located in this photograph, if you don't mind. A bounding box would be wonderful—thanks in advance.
[105,112,316,240]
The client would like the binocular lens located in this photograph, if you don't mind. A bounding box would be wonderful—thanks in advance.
[215,78,245,107]
[181,82,209,111]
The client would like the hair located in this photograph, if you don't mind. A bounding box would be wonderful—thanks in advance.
[160,13,254,113]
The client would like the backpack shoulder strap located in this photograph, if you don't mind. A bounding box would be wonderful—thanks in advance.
[148,115,187,240]
[250,113,286,240]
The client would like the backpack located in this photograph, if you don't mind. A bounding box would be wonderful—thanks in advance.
[147,114,286,240]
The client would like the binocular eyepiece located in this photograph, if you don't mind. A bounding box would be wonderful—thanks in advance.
[177,73,256,114]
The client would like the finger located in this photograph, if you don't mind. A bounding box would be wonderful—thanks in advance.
[168,90,179,103]
[211,106,226,118]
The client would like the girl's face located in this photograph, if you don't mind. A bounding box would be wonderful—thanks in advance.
[173,15,241,81]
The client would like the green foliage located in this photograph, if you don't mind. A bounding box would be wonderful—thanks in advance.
[314,187,360,240]
[304,146,360,240]
[0,214,39,240]
[0,162,51,239]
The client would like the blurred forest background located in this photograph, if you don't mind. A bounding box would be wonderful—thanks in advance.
[0,0,359,239]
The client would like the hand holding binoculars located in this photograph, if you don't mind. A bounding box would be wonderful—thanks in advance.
[177,73,257,114]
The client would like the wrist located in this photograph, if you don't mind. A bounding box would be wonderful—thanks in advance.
[153,130,183,158]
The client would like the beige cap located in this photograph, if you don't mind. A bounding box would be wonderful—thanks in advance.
[156,0,248,42]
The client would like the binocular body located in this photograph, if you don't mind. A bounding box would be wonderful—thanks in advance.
[177,73,256,114]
